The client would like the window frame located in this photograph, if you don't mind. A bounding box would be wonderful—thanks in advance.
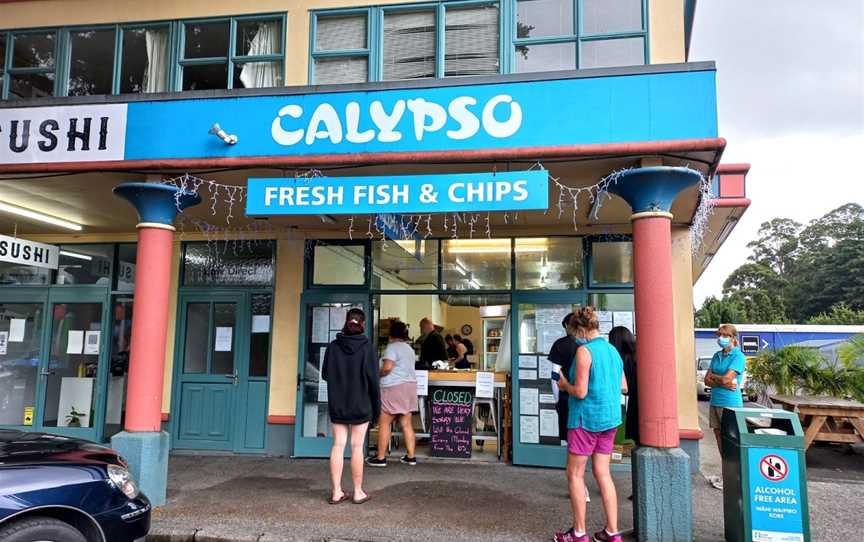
[1,28,61,100]
[310,0,504,84]
[509,0,649,72]
[177,12,286,92]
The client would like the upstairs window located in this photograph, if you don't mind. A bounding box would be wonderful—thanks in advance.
[515,0,646,73]
[6,30,57,99]
[311,2,500,84]
[180,16,284,91]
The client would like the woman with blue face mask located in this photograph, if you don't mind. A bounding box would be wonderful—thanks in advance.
[704,324,746,461]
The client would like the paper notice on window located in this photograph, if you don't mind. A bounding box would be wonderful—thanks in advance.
[66,330,84,354]
[312,307,329,343]
[215,327,233,352]
[538,357,553,380]
[540,393,556,404]
[475,371,495,398]
[83,330,100,355]
[518,355,538,369]
[520,415,539,443]
[318,346,328,403]
[538,325,563,355]
[0,331,7,355]
[415,370,429,396]
[520,387,539,415]
[597,311,613,323]
[613,311,634,333]
[599,320,614,334]
[329,306,347,331]
[252,315,271,333]
[9,318,25,342]
[540,409,559,437]
[519,369,537,381]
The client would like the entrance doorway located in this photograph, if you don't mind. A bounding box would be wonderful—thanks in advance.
[0,287,111,443]
[171,291,270,452]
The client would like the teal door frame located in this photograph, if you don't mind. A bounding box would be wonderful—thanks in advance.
[171,290,259,452]
[511,290,585,468]
[293,290,370,458]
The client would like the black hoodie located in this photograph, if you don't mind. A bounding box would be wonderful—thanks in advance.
[322,333,380,425]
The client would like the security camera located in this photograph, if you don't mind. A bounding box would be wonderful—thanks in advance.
[208,123,238,145]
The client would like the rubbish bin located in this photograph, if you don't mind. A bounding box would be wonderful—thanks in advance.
[721,407,810,542]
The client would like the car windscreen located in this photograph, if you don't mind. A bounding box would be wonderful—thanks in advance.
[697,358,711,371]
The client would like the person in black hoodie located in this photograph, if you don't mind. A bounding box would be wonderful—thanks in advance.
[322,308,380,505]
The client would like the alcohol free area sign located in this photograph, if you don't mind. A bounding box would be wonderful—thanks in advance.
[748,447,805,542]
[245,170,549,216]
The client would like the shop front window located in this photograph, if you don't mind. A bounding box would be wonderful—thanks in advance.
[116,243,136,292]
[0,302,44,426]
[442,239,511,290]
[588,292,635,336]
[183,241,275,287]
[105,296,132,439]
[372,239,439,290]
[516,237,583,290]
[249,293,272,378]
[0,261,51,286]
[55,244,115,286]
[311,242,366,286]
[590,240,633,286]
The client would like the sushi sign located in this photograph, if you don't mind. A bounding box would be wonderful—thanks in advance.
[0,235,59,269]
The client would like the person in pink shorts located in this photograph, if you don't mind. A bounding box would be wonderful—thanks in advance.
[554,307,627,542]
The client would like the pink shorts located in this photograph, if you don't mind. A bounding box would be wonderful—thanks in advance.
[567,427,618,456]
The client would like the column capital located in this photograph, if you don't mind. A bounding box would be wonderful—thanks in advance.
[607,166,702,214]
[113,182,200,227]
[631,210,674,221]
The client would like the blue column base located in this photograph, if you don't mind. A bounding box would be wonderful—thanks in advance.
[632,447,692,542]
[111,431,170,507]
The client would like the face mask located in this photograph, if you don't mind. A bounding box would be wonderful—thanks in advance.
[575,338,589,346]
[717,337,731,348]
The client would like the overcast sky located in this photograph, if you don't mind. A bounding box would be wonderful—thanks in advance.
[689,0,864,305]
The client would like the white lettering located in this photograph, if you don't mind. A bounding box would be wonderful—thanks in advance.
[482,95,522,138]
[345,101,375,144]
[446,96,480,140]
[407,98,447,141]
[448,183,465,203]
[271,105,304,146]
[265,187,278,206]
[512,180,528,201]
[370,100,405,143]
[305,103,343,145]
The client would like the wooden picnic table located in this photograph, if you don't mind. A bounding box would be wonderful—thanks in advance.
[771,394,864,450]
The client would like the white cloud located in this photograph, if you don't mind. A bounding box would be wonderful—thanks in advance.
[689,0,864,305]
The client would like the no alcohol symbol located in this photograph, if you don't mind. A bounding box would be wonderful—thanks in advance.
[759,454,789,482]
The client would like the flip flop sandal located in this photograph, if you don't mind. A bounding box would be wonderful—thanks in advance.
[352,494,371,505]
[328,494,348,505]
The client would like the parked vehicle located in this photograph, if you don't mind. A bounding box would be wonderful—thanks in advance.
[696,357,751,401]
[0,429,150,542]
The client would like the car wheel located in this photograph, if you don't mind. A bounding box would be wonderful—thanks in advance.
[0,516,88,542]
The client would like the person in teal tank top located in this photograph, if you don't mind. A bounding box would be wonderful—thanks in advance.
[554,307,627,542]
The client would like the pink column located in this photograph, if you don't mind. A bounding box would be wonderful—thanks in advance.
[632,212,680,448]
[124,226,175,432]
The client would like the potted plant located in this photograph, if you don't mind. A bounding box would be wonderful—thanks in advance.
[66,406,86,428]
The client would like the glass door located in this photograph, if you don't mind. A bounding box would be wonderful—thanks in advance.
[511,292,584,468]
[171,292,250,451]
[0,290,48,429]
[37,289,110,443]
[294,292,369,458]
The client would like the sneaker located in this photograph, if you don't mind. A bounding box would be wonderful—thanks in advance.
[365,457,387,467]
[592,528,623,542]
[553,529,589,542]
[400,455,417,466]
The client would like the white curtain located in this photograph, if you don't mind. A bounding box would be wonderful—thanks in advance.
[495,310,512,373]
[239,22,281,89]
[143,29,168,93]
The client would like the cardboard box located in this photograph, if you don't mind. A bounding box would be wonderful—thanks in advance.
[611,444,625,463]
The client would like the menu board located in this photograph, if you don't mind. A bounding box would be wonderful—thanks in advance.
[430,386,474,459]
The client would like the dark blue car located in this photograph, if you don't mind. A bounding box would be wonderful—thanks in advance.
[0,429,150,542]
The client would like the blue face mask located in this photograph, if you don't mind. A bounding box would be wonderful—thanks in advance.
[574,338,589,345]
[717,337,731,348]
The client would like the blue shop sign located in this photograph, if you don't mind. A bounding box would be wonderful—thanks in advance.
[747,447,805,542]
[246,170,548,216]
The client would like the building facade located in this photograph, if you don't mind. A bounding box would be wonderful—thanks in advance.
[0,1,751,526]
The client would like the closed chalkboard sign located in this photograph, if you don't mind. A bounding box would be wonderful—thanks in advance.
[430,386,474,458]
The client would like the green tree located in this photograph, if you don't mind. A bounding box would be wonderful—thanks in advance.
[807,303,864,325]
[695,296,743,328]
[746,218,802,276]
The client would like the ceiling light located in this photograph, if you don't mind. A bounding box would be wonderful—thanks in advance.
[454,260,468,276]
[59,250,93,261]
[469,278,482,289]
[0,201,83,231]
[319,215,338,224]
